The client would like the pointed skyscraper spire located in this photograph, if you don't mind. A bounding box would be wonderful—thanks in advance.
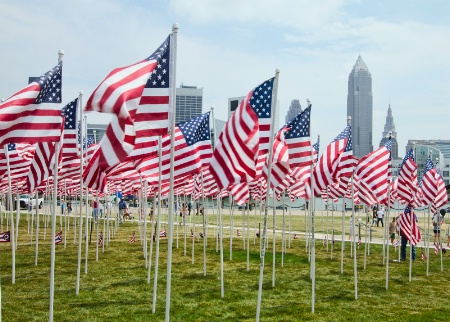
[379,104,399,159]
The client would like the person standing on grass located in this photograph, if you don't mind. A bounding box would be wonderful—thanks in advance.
[389,217,396,245]
[92,197,99,223]
[377,206,385,227]
[118,199,127,224]
[399,212,417,261]
[432,211,444,244]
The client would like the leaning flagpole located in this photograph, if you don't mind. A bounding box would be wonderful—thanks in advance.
[49,49,64,322]
[165,23,178,322]
[255,69,279,322]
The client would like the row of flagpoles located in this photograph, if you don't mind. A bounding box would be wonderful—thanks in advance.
[1,22,448,321]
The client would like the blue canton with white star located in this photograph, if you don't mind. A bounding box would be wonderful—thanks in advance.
[423,156,434,176]
[177,112,210,146]
[284,105,311,139]
[61,98,78,128]
[333,125,352,152]
[249,78,274,119]
[7,143,16,151]
[145,36,170,89]
[34,62,62,104]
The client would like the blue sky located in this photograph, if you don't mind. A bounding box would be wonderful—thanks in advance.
[1,0,449,156]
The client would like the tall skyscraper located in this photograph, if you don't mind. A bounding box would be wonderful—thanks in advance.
[379,104,399,159]
[347,55,373,158]
[285,99,302,123]
[175,85,203,124]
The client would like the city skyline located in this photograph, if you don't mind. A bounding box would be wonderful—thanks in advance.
[1,1,449,158]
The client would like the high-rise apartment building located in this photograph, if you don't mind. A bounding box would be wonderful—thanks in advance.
[347,55,373,158]
[175,85,203,124]
[285,99,302,123]
[379,104,399,159]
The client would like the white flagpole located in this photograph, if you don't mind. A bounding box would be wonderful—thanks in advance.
[281,191,286,267]
[147,191,155,283]
[219,195,225,298]
[35,188,40,265]
[272,185,276,286]
[409,206,414,282]
[84,114,89,275]
[385,151,392,290]
[152,136,163,312]
[426,206,430,276]
[247,201,250,271]
[201,172,207,276]
[165,24,178,322]
[351,176,358,300]
[76,91,84,296]
[230,197,234,260]
[256,69,279,322]
[49,49,64,321]
[4,145,16,284]
[310,135,317,313]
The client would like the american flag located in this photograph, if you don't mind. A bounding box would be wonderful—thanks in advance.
[26,117,64,193]
[55,231,62,245]
[0,63,63,146]
[128,232,136,243]
[434,242,439,255]
[397,148,418,205]
[160,229,167,238]
[263,127,290,188]
[99,232,103,246]
[396,205,421,245]
[0,230,10,242]
[237,229,241,237]
[209,77,274,190]
[312,137,320,163]
[421,249,426,261]
[84,36,171,186]
[284,105,312,168]
[313,125,352,195]
[199,231,204,238]
[355,140,392,206]
[229,182,250,206]
[393,239,399,247]
[323,235,327,245]
[432,168,447,212]
[134,112,212,186]
[61,98,79,157]
[0,143,35,181]
[420,156,437,206]
[293,233,298,240]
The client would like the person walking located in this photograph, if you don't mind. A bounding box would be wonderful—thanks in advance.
[389,217,396,245]
[377,207,385,227]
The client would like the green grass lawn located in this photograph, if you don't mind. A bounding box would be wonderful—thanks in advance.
[0,210,449,321]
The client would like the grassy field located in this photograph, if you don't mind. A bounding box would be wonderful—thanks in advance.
[0,209,449,321]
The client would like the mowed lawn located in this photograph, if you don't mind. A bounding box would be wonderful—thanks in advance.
[1,209,450,321]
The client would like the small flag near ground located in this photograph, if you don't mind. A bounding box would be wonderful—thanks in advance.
[421,248,426,261]
[393,239,399,247]
[294,233,298,240]
[99,232,103,246]
[0,231,11,242]
[129,232,136,243]
[199,231,204,238]
[160,229,167,238]
[358,239,361,248]
[323,235,327,245]
[190,229,195,238]
[55,231,62,244]
[237,229,241,237]
[434,242,439,255]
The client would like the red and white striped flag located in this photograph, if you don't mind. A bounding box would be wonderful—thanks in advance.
[313,125,352,195]
[284,105,312,168]
[209,77,275,190]
[0,63,63,146]
[355,140,392,205]
[396,205,421,245]
[55,231,62,245]
[263,127,290,188]
[397,149,418,206]
[432,169,447,213]
[421,156,438,206]
[84,36,172,188]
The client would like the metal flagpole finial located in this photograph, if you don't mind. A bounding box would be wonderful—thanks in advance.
[347,115,352,126]
[172,23,179,32]
[58,50,64,63]
[317,134,320,140]
[307,99,311,107]
[79,91,83,96]
[210,105,214,112]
